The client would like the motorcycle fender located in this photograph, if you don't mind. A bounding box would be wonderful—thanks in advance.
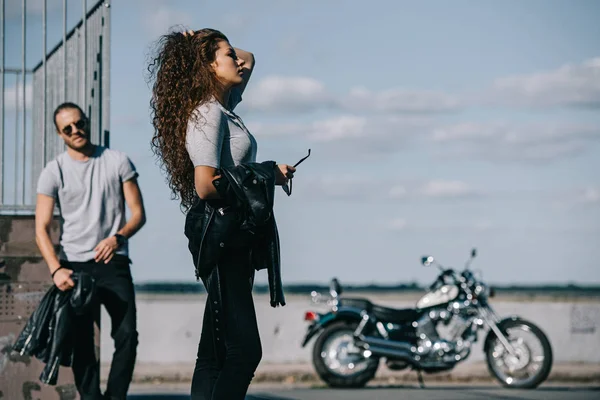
[300,309,363,347]
[483,315,522,353]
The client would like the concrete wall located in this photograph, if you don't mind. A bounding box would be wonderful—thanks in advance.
[100,293,600,368]
[0,215,81,400]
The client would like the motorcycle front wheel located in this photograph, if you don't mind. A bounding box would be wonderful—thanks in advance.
[485,318,553,389]
[312,321,379,388]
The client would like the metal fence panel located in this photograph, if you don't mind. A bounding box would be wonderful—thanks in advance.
[0,0,111,214]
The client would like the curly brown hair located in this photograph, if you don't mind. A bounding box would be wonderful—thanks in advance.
[147,28,229,211]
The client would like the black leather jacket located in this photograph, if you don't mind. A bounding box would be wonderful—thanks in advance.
[13,271,95,385]
[184,161,285,307]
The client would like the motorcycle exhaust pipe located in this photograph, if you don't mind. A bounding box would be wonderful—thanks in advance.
[357,335,414,352]
[364,344,418,366]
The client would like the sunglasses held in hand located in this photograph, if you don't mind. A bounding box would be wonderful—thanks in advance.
[282,149,311,196]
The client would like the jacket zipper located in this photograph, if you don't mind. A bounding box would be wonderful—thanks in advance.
[20,332,34,355]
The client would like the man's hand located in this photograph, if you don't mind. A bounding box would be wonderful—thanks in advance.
[53,268,75,291]
[275,164,296,186]
[94,236,119,263]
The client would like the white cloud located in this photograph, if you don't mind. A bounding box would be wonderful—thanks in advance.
[311,115,430,150]
[243,76,462,115]
[3,83,32,110]
[418,180,475,198]
[248,114,430,150]
[243,76,333,113]
[304,175,381,201]
[384,217,496,233]
[308,116,368,142]
[245,58,600,116]
[432,122,600,162]
[246,121,305,138]
[433,122,496,142]
[551,186,600,210]
[490,57,600,109]
[304,176,478,202]
[387,218,408,231]
[343,87,461,114]
[579,187,600,205]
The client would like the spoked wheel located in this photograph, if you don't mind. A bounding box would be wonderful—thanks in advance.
[485,319,553,389]
[312,321,379,388]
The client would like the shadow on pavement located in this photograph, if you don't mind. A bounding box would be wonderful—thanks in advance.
[343,384,600,391]
[127,394,297,400]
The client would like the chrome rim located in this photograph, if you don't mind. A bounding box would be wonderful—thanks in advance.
[488,324,546,386]
[320,329,373,377]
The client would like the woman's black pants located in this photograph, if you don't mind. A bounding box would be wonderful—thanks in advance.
[191,247,262,400]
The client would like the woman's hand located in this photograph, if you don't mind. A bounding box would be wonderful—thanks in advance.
[275,164,296,186]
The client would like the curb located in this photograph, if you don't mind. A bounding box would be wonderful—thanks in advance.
[124,364,600,386]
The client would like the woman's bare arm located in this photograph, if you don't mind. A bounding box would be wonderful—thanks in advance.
[233,47,255,94]
[194,166,221,200]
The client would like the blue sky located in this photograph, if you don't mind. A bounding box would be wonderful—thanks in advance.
[3,0,600,286]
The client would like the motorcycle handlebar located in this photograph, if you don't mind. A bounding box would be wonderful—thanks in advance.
[429,269,454,290]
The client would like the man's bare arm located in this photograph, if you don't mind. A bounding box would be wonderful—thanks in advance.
[119,178,146,239]
[35,194,74,290]
[35,194,61,274]
[94,178,146,263]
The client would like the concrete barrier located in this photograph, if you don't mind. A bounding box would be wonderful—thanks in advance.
[100,293,600,382]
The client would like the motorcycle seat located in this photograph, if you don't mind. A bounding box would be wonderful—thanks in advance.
[339,297,372,310]
[339,297,420,323]
[371,305,420,324]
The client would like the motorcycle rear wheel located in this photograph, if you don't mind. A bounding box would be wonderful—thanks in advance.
[312,321,379,388]
[485,319,553,389]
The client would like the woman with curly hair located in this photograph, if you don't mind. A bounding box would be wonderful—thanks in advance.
[147,28,297,399]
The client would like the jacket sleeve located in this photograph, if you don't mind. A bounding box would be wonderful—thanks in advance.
[12,285,58,357]
[267,217,285,307]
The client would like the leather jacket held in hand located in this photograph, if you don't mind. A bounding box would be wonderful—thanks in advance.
[13,271,96,385]
[184,161,285,307]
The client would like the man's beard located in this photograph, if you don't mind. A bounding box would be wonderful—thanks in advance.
[66,134,91,151]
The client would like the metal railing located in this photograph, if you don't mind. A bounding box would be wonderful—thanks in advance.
[0,0,111,214]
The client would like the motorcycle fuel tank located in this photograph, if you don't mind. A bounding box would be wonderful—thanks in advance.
[416,285,459,309]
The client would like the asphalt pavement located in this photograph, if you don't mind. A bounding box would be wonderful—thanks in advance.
[127,383,600,400]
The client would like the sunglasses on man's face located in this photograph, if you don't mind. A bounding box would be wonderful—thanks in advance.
[282,149,311,196]
[61,119,88,136]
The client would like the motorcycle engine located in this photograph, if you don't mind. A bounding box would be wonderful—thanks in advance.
[415,309,452,341]
[413,309,472,361]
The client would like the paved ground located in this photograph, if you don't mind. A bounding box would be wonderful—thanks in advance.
[127,383,600,400]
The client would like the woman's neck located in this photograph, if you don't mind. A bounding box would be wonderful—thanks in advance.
[214,87,231,109]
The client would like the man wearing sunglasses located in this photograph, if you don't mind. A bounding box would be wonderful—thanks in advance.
[35,102,146,400]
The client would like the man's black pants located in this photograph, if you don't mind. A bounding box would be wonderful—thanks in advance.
[63,255,138,400]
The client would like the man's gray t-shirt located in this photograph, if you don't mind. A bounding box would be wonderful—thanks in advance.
[186,91,258,168]
[36,146,138,262]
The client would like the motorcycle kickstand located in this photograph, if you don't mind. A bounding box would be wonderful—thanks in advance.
[416,369,425,389]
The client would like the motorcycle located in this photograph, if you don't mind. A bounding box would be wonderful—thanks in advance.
[301,249,553,389]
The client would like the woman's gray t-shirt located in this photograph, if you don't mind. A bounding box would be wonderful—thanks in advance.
[186,92,257,168]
